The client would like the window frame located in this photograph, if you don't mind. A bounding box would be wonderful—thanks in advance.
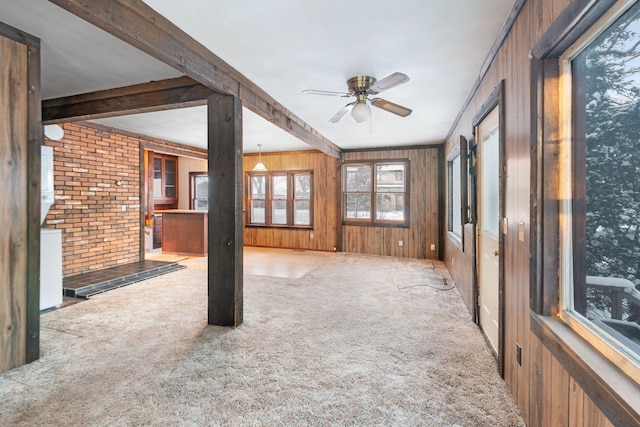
[531,0,639,390]
[559,0,640,376]
[189,171,208,211]
[342,159,410,227]
[447,149,463,240]
[245,170,313,228]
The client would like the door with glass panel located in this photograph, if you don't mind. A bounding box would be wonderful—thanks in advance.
[477,106,501,355]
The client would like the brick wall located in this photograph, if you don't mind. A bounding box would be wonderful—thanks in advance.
[44,123,141,277]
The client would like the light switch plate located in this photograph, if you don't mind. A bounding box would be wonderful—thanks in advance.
[518,221,525,242]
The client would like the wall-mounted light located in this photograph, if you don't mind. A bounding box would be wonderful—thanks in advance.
[253,144,267,171]
[44,124,65,141]
[115,180,122,186]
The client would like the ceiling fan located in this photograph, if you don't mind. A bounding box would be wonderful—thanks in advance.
[303,72,412,123]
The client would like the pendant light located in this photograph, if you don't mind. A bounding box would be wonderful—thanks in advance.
[253,144,267,171]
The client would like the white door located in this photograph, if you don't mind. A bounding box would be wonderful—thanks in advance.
[477,106,500,355]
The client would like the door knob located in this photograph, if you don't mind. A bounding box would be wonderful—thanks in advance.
[493,250,499,256]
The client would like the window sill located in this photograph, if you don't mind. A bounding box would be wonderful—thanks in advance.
[245,224,313,230]
[530,312,640,426]
[342,221,409,229]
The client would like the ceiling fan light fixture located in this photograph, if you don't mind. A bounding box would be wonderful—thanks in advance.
[304,72,411,124]
[368,72,410,94]
[253,144,267,171]
[351,99,370,123]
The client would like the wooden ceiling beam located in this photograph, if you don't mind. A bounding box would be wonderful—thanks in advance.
[47,0,342,158]
[42,76,212,123]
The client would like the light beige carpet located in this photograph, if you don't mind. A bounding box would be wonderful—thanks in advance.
[0,251,524,426]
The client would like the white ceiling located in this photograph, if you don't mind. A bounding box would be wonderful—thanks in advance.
[0,0,516,153]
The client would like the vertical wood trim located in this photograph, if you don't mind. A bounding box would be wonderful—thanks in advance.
[571,55,588,315]
[25,29,41,364]
[542,59,562,317]
[207,93,243,327]
[335,156,343,252]
[437,146,445,260]
[459,135,469,226]
[0,26,40,371]
[497,80,506,379]
[530,56,544,315]
[139,144,146,259]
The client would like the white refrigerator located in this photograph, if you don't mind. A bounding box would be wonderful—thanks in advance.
[40,228,62,310]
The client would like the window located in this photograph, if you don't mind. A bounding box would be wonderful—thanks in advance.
[532,0,640,380]
[190,172,208,211]
[343,160,409,226]
[447,153,462,238]
[246,171,313,227]
[562,1,640,364]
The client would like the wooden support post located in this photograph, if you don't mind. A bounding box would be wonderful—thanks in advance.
[207,92,243,326]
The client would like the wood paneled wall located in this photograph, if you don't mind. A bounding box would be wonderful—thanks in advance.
[0,25,40,373]
[178,157,207,210]
[0,33,29,374]
[443,0,635,425]
[242,150,340,251]
[342,147,440,259]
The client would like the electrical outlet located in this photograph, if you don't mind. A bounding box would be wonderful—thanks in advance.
[398,240,403,247]
[430,243,436,251]
[516,343,522,366]
[310,232,314,239]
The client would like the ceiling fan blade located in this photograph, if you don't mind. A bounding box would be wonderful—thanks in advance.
[371,98,412,117]
[368,72,410,95]
[329,102,355,123]
[303,89,350,97]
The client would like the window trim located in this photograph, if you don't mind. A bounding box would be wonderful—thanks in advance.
[447,148,463,242]
[342,159,410,227]
[245,170,313,228]
[189,171,208,211]
[530,0,639,403]
[558,0,640,378]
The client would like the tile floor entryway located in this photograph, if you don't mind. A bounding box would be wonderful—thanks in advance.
[63,260,185,299]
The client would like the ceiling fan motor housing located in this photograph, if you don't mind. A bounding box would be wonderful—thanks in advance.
[347,76,376,94]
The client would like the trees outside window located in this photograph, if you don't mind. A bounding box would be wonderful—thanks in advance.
[565,1,640,359]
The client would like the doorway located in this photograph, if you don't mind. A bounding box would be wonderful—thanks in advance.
[477,106,501,356]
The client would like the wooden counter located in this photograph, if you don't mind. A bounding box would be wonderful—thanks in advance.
[161,210,207,256]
